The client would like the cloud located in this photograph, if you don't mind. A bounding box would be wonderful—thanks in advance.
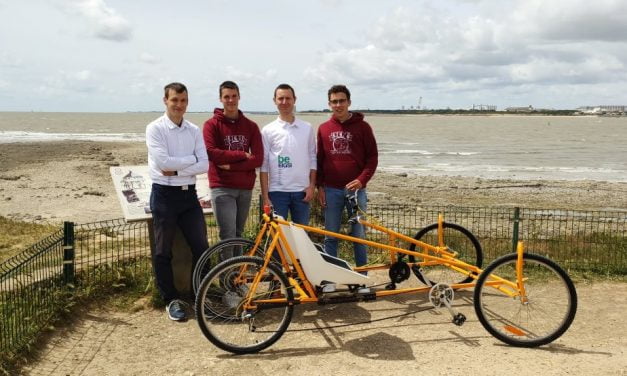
[37,69,98,96]
[139,52,160,64]
[0,53,22,68]
[68,0,132,41]
[303,0,627,102]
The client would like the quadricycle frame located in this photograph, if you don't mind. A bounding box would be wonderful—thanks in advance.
[193,192,577,354]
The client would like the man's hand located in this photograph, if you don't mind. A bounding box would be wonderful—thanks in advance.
[217,164,230,170]
[262,196,272,208]
[317,187,326,207]
[345,179,363,191]
[161,170,176,176]
[303,186,315,202]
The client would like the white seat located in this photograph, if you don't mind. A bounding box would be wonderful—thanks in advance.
[279,222,369,287]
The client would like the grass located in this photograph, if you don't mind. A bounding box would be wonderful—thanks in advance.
[0,258,156,375]
[0,216,58,263]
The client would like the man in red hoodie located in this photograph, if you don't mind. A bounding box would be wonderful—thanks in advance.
[317,85,378,282]
[203,81,263,254]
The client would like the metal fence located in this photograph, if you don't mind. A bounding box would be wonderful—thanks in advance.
[1,204,626,361]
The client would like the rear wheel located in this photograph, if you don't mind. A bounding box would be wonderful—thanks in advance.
[193,238,264,294]
[408,222,483,285]
[195,256,294,354]
[474,253,577,347]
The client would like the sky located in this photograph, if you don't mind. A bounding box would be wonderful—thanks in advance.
[1,0,627,112]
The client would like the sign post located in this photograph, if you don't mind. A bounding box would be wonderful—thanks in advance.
[110,165,212,296]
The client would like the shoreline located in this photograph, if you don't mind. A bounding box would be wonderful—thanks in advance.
[1,140,626,224]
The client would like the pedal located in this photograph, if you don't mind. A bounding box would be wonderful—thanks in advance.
[452,313,466,326]
[429,283,463,325]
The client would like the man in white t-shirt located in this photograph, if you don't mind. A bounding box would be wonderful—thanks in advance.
[260,83,316,224]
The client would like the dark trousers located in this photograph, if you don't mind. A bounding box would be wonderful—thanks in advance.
[150,183,208,302]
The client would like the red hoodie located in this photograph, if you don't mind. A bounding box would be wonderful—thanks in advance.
[203,108,263,189]
[316,112,378,189]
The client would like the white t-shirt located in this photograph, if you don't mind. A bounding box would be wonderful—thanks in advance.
[261,117,316,192]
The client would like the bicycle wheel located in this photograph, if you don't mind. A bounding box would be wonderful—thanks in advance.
[195,256,294,354]
[474,253,577,347]
[408,222,483,285]
[193,238,264,294]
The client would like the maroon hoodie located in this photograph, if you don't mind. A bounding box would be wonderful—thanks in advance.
[316,112,378,189]
[203,108,263,189]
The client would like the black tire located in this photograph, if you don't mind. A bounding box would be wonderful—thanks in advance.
[408,222,483,285]
[474,253,577,347]
[195,256,294,354]
[192,238,264,294]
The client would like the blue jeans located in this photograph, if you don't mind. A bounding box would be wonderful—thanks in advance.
[269,191,310,225]
[150,183,208,302]
[323,187,368,267]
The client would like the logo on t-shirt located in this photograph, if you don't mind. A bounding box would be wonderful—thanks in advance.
[329,131,352,154]
[224,135,248,151]
[278,155,292,168]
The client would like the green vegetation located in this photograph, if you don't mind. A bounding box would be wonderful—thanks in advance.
[0,216,57,263]
[1,258,156,375]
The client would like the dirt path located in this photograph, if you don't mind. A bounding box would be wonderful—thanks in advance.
[21,282,626,375]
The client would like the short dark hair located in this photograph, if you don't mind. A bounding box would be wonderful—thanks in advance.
[274,83,295,99]
[164,82,187,98]
[328,84,351,101]
[219,80,240,97]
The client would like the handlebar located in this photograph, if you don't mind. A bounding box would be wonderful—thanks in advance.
[345,189,364,224]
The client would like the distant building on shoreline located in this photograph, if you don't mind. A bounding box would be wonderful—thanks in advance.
[576,105,626,115]
[505,105,534,113]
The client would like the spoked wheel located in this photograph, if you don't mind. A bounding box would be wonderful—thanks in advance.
[195,256,294,354]
[408,222,483,285]
[193,238,265,294]
[473,253,577,347]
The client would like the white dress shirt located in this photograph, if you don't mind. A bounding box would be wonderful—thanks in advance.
[146,113,209,186]
[261,117,316,192]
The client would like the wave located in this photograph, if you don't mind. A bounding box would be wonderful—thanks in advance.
[379,164,627,182]
[0,131,145,143]
[380,149,479,156]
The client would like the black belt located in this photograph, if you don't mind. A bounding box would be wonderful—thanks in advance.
[153,183,195,191]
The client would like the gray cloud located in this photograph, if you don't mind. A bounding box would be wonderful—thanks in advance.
[68,0,132,42]
[304,0,627,106]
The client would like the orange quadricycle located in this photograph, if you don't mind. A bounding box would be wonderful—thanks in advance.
[192,191,577,354]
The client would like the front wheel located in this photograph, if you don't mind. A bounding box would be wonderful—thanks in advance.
[408,222,483,285]
[474,253,577,347]
[195,256,294,354]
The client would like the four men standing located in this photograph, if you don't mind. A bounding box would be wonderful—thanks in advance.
[147,81,378,321]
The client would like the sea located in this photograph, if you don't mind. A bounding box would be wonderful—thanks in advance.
[1,112,626,182]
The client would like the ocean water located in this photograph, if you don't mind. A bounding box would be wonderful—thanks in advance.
[0,112,625,182]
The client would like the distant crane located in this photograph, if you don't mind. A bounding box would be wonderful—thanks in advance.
[418,97,422,110]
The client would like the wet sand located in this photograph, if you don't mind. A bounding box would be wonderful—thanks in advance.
[1,140,626,224]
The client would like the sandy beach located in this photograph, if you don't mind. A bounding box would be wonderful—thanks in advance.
[1,140,626,224]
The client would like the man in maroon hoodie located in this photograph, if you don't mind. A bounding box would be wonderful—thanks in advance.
[203,81,263,255]
[317,85,378,284]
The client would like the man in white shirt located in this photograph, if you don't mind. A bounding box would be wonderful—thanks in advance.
[260,83,316,224]
[146,82,209,321]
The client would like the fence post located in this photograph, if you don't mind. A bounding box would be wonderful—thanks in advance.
[511,207,520,253]
[63,221,75,285]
